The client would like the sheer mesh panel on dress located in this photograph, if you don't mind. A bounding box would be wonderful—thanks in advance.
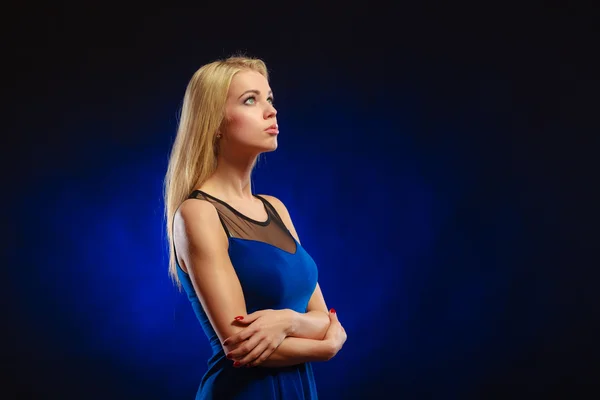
[188,190,297,254]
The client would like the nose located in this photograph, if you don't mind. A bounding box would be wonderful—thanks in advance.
[264,102,277,119]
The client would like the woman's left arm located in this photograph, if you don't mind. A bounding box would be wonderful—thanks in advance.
[289,283,330,339]
[258,195,331,340]
[222,195,333,365]
[224,309,346,368]
[229,283,330,342]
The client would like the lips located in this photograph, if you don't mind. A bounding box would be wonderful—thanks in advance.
[265,123,279,135]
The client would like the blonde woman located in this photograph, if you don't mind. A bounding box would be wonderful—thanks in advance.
[164,56,347,399]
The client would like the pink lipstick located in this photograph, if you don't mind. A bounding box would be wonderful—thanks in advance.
[265,123,279,135]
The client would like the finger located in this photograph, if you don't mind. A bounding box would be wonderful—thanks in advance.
[231,315,249,326]
[223,326,259,347]
[226,334,262,360]
[222,332,243,347]
[329,308,339,322]
[249,340,280,367]
[234,310,263,325]
[237,339,269,367]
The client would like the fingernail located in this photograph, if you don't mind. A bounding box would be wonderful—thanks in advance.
[233,361,241,367]
[234,316,244,321]
[330,308,336,314]
[226,353,233,359]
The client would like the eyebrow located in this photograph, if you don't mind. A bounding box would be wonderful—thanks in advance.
[238,89,273,99]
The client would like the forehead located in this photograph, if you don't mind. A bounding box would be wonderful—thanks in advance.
[228,70,271,96]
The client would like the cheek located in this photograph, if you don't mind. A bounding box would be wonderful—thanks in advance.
[227,109,260,132]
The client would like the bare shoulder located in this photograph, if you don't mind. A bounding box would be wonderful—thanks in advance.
[175,198,222,234]
[174,199,228,269]
[257,194,294,221]
[257,194,288,213]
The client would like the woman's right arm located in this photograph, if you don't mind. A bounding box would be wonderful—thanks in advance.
[174,199,250,350]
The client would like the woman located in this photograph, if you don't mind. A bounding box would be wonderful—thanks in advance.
[164,56,347,399]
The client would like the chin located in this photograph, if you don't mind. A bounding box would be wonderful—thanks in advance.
[262,138,278,152]
[263,143,278,152]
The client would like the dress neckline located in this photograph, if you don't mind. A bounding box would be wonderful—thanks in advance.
[191,189,271,226]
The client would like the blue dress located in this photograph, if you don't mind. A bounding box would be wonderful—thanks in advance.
[176,190,320,399]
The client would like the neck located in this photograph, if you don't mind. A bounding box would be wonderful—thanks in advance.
[200,152,258,201]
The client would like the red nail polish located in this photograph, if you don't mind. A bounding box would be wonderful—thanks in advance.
[330,308,336,314]
[233,361,241,367]
[226,353,233,359]
[234,316,244,321]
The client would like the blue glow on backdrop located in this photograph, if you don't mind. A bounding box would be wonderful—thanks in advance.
[6,4,596,399]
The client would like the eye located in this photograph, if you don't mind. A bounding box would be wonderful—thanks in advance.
[244,96,256,105]
[267,96,274,105]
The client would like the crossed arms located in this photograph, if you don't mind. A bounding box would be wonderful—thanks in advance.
[173,195,347,368]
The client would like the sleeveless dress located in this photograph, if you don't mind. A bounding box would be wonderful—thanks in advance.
[176,190,320,399]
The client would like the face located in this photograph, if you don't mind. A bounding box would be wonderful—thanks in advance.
[220,69,278,154]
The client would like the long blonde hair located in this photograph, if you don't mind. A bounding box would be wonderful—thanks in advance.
[164,56,269,287]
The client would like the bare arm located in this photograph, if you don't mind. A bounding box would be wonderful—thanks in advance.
[226,311,340,368]
[255,336,335,367]
[174,199,249,352]
[289,284,330,340]
[256,309,345,368]
[259,195,331,340]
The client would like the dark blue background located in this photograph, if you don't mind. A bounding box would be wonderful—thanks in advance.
[5,4,597,399]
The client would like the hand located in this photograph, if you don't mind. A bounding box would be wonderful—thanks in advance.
[324,308,346,358]
[222,309,294,367]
